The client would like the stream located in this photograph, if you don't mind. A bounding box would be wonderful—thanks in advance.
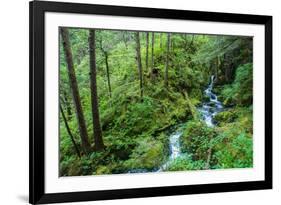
[158,128,184,171]
[198,75,224,127]
[158,75,224,171]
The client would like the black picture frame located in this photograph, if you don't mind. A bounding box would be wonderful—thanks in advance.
[29,0,272,204]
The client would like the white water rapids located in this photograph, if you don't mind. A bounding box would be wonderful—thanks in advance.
[198,75,224,127]
[158,75,224,171]
[158,130,182,171]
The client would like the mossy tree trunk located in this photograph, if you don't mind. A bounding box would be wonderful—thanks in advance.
[60,103,81,158]
[160,33,162,48]
[61,90,72,120]
[89,29,105,151]
[135,32,144,100]
[145,32,149,73]
[60,28,92,154]
[151,32,155,81]
[97,34,112,98]
[104,52,112,98]
[164,33,171,87]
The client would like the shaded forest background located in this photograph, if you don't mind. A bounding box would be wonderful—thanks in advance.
[59,27,253,176]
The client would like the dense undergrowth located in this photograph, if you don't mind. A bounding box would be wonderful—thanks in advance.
[59,29,253,176]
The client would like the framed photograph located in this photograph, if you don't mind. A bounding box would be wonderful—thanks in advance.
[29,0,272,204]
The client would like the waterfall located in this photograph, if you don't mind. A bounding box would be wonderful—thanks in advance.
[158,130,183,171]
[199,75,223,127]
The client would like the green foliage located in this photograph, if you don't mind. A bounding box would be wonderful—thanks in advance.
[213,132,253,169]
[181,120,217,161]
[114,97,158,135]
[59,28,253,176]
[212,106,253,168]
[123,137,168,171]
[214,109,238,124]
[165,154,205,171]
[221,63,253,106]
[194,36,252,66]
[180,104,253,169]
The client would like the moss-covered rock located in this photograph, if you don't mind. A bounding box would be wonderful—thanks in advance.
[213,109,237,125]
[95,165,111,175]
[181,120,216,161]
[123,137,168,171]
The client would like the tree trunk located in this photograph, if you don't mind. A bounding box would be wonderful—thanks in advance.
[122,31,128,49]
[224,54,234,83]
[145,32,149,72]
[60,28,91,154]
[104,52,112,98]
[98,36,112,98]
[160,33,162,48]
[170,35,173,52]
[151,32,155,81]
[218,55,224,77]
[215,56,220,81]
[189,35,194,49]
[89,29,105,151]
[135,32,144,100]
[164,33,171,87]
[62,90,72,120]
[204,147,212,170]
[60,103,81,158]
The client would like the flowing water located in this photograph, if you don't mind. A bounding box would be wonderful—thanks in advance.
[158,129,183,171]
[128,75,223,173]
[158,75,224,171]
[198,75,224,127]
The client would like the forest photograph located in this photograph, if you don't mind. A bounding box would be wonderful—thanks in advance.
[59,27,253,176]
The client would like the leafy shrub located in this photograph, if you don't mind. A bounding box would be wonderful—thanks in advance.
[165,154,205,171]
[181,120,216,161]
[213,132,253,168]
[212,107,253,169]
[123,137,168,171]
[213,109,238,125]
[221,63,253,106]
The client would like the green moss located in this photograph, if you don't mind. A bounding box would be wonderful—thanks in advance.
[181,120,216,161]
[190,88,203,103]
[123,137,168,171]
[213,109,238,125]
[95,166,111,175]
